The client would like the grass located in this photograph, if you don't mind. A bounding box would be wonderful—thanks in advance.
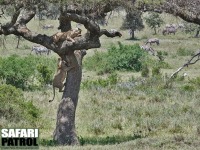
[1,11,200,150]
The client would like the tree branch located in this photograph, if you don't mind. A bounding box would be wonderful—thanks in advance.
[64,13,100,35]
[136,0,200,26]
[163,1,200,25]
[170,51,200,78]
[0,4,122,57]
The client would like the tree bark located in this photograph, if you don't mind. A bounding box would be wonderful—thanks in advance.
[154,28,157,34]
[16,36,20,49]
[131,30,135,39]
[52,6,82,145]
[194,30,200,38]
[0,3,122,146]
[53,50,84,145]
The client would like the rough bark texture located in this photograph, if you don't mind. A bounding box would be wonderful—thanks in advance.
[2,0,200,146]
[136,0,200,26]
[53,49,85,145]
[0,2,122,145]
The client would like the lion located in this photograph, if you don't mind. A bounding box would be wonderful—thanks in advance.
[49,57,74,102]
[52,28,82,44]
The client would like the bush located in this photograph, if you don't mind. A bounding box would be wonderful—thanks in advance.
[189,76,200,87]
[0,55,36,90]
[0,84,41,125]
[152,66,161,77]
[83,50,113,74]
[0,55,56,90]
[84,42,147,74]
[177,47,194,56]
[181,84,195,92]
[141,64,149,77]
[37,64,53,86]
[81,73,120,89]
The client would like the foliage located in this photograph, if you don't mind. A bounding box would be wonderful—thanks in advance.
[0,84,41,125]
[156,51,168,61]
[189,76,200,87]
[176,47,195,56]
[83,50,113,74]
[84,42,147,74]
[144,12,164,34]
[183,21,200,35]
[37,64,53,86]
[121,10,144,39]
[181,84,195,92]
[81,72,120,89]
[152,66,161,77]
[141,64,149,77]
[0,55,56,90]
[0,55,35,90]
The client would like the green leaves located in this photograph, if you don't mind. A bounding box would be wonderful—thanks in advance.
[144,12,164,34]
[0,84,41,124]
[84,42,147,74]
[0,55,56,90]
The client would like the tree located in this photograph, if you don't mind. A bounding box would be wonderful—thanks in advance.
[1,0,200,146]
[183,22,200,38]
[136,0,200,26]
[144,12,164,34]
[121,9,144,39]
[0,0,122,145]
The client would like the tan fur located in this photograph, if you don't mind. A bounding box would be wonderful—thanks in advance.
[49,58,73,102]
[52,28,82,44]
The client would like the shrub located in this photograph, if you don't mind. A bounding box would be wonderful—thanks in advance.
[83,50,113,74]
[81,72,120,89]
[37,64,53,86]
[0,84,41,125]
[108,42,146,71]
[141,64,149,77]
[156,51,165,61]
[0,55,35,90]
[0,55,56,90]
[181,84,195,92]
[177,47,194,56]
[152,66,161,77]
[189,76,200,87]
[84,42,147,74]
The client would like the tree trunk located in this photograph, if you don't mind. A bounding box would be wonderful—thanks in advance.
[53,50,84,145]
[194,30,200,38]
[53,9,83,145]
[0,3,120,146]
[154,28,157,34]
[16,36,20,49]
[131,30,135,39]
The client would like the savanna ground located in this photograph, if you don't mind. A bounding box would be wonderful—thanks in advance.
[1,11,200,150]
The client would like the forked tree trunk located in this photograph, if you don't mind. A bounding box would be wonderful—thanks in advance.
[53,10,83,145]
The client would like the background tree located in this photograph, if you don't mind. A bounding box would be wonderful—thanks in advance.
[144,12,164,34]
[121,9,144,39]
[183,21,200,38]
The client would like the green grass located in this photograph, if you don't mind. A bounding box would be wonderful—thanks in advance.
[1,11,200,150]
